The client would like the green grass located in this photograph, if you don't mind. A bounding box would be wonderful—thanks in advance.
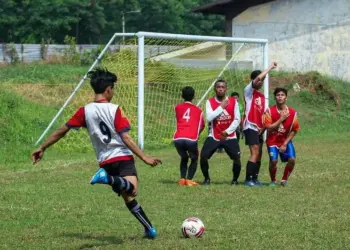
[1,63,350,249]
[0,133,349,249]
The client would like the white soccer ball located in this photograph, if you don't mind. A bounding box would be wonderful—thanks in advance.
[181,217,205,238]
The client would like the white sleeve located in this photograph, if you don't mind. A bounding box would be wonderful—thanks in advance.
[244,81,254,99]
[206,99,224,122]
[225,102,241,135]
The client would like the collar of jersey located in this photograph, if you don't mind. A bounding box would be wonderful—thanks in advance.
[94,98,109,103]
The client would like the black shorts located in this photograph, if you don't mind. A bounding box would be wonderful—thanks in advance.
[174,139,198,160]
[200,137,240,160]
[244,128,263,145]
[102,160,137,177]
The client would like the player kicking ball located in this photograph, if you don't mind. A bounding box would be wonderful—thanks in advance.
[31,68,162,239]
[173,86,205,186]
[263,87,300,186]
[200,79,241,185]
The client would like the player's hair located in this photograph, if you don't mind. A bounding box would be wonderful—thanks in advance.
[182,86,195,101]
[250,70,262,80]
[273,87,288,96]
[88,68,117,94]
[231,92,239,97]
[214,79,227,87]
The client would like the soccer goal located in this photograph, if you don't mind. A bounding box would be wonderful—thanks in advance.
[36,32,269,150]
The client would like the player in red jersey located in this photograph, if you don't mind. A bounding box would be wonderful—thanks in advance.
[200,79,241,185]
[31,68,161,239]
[243,61,277,187]
[264,87,300,186]
[173,86,205,186]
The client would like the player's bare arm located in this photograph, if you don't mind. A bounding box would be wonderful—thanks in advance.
[252,61,278,87]
[120,132,162,167]
[279,131,297,153]
[31,125,70,164]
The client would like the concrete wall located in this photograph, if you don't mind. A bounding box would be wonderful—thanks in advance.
[231,0,350,80]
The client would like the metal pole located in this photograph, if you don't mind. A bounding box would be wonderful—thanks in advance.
[137,35,145,149]
[263,42,269,141]
[122,13,125,43]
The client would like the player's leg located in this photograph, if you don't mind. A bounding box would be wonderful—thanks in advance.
[255,135,264,183]
[243,129,262,186]
[200,137,220,185]
[267,146,279,186]
[186,141,200,186]
[222,138,241,185]
[280,141,296,186]
[174,140,189,185]
[121,176,157,239]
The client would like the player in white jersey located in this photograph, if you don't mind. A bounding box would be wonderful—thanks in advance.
[31,68,162,239]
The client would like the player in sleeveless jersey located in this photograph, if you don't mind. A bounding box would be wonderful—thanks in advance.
[31,68,161,239]
[200,79,241,185]
[264,88,300,186]
[243,61,277,187]
[173,86,205,186]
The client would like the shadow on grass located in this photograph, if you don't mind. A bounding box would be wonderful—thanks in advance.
[63,233,129,249]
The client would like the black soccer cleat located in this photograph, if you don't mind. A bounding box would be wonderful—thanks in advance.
[231,180,239,186]
[202,179,211,185]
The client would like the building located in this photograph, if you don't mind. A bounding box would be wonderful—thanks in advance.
[193,0,350,80]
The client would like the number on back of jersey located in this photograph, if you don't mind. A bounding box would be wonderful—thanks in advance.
[183,108,191,122]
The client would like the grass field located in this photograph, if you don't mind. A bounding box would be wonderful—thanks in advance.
[1,63,350,249]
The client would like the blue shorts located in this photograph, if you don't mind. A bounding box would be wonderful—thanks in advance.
[267,141,296,162]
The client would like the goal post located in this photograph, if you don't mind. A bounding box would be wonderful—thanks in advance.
[35,32,269,151]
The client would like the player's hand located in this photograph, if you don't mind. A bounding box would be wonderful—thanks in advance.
[142,156,162,167]
[220,99,229,109]
[280,109,289,121]
[220,131,228,141]
[258,128,265,136]
[279,144,287,153]
[31,147,45,165]
[270,61,278,69]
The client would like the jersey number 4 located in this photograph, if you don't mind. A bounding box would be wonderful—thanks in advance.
[183,108,191,122]
[99,121,111,143]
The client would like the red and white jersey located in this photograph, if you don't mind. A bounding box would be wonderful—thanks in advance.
[264,105,300,147]
[206,97,240,141]
[243,81,266,130]
[173,102,204,141]
[66,99,133,166]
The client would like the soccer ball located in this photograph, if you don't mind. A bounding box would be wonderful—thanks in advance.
[181,217,205,238]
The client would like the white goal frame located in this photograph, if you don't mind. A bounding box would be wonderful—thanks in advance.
[36,32,269,150]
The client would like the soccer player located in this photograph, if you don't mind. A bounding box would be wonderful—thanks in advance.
[200,79,241,185]
[243,61,277,187]
[31,68,162,239]
[173,86,205,186]
[264,87,300,186]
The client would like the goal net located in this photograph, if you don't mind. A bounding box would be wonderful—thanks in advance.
[36,32,268,151]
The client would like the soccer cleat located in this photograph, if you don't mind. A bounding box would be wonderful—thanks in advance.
[177,178,187,186]
[186,180,200,186]
[280,180,288,187]
[144,227,157,239]
[231,180,239,186]
[90,168,109,185]
[202,179,211,185]
[244,180,256,187]
[269,181,277,187]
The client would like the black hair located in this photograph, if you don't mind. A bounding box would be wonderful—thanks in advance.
[87,68,117,94]
[273,87,288,96]
[250,70,262,80]
[182,86,195,101]
[214,79,227,87]
[231,92,239,97]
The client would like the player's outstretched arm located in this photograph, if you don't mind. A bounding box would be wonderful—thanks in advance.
[252,61,278,87]
[120,132,162,167]
[31,125,70,164]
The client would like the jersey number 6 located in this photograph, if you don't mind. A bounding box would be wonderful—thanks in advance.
[99,121,111,143]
